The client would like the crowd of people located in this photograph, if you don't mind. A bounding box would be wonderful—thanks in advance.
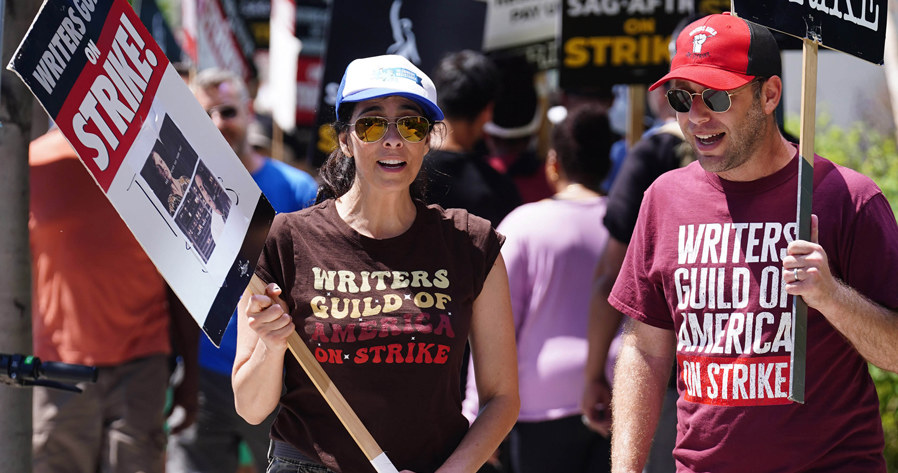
[27,12,898,473]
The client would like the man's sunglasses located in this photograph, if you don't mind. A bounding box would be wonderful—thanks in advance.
[206,105,239,119]
[350,116,431,143]
[666,80,759,113]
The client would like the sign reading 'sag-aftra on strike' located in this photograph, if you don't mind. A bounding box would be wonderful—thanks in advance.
[8,0,275,346]
[560,0,697,88]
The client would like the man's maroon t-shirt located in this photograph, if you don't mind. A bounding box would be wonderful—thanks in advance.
[611,152,898,472]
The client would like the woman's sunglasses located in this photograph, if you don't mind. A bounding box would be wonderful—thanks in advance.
[351,116,431,143]
[666,80,760,113]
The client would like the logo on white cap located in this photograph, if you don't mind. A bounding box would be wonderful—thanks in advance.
[336,54,443,120]
[373,67,423,87]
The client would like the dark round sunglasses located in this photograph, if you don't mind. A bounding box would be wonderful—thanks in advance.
[351,116,432,143]
[666,80,759,113]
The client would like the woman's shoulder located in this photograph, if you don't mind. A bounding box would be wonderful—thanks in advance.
[270,200,333,233]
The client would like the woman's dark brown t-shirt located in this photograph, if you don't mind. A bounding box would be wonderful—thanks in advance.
[255,199,503,473]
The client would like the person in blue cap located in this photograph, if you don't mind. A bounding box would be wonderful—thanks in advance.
[232,54,520,473]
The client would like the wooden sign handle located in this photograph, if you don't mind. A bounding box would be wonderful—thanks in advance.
[248,275,399,473]
[626,84,647,148]
[789,37,818,404]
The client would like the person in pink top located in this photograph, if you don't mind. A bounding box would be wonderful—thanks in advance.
[609,13,898,472]
[465,104,615,472]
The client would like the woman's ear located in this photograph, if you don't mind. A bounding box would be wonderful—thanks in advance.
[338,133,353,158]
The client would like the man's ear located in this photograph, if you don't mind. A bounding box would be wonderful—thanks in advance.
[477,102,495,128]
[762,76,783,115]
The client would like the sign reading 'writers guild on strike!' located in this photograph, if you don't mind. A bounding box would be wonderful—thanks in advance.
[8,0,275,346]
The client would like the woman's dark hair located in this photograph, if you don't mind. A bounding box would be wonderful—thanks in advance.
[316,101,437,203]
[551,104,614,191]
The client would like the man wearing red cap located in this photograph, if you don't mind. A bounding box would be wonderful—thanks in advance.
[607,13,898,472]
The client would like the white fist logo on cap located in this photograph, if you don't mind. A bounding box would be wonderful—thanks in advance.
[692,34,707,53]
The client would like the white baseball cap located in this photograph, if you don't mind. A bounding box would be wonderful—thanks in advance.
[335,55,444,121]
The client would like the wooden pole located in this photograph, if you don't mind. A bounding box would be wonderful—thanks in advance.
[626,84,646,147]
[272,120,284,161]
[789,37,818,404]
[248,276,399,473]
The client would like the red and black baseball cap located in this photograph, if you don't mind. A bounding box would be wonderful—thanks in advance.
[649,12,781,91]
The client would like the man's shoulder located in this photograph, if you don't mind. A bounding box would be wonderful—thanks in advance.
[261,158,316,183]
[814,155,884,204]
[652,159,701,184]
[255,158,319,209]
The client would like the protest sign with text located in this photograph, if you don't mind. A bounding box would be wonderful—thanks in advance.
[560,0,698,88]
[482,0,559,70]
[734,0,885,64]
[9,2,403,469]
[8,0,274,347]
[311,0,487,167]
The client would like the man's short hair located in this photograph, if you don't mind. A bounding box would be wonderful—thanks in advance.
[191,68,250,104]
[431,50,500,122]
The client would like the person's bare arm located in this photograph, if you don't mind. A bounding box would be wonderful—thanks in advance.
[437,254,520,473]
[583,237,628,436]
[784,214,898,372]
[610,318,676,473]
[232,283,294,424]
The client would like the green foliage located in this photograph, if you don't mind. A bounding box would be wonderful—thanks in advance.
[786,113,898,470]
[785,113,898,212]
[872,365,898,472]
[154,0,178,27]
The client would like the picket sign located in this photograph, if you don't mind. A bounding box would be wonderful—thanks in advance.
[7,1,397,470]
[733,0,887,404]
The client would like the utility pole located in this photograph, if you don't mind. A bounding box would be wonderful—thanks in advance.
[0,1,40,471]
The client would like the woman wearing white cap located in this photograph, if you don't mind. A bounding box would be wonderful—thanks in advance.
[232,54,519,473]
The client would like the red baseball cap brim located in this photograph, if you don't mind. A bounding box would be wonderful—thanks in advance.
[649,64,755,91]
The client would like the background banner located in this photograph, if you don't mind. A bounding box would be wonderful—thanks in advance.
[560,0,697,88]
[311,0,487,166]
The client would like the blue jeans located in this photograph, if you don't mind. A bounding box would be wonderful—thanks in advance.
[266,441,337,473]
[267,456,336,473]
